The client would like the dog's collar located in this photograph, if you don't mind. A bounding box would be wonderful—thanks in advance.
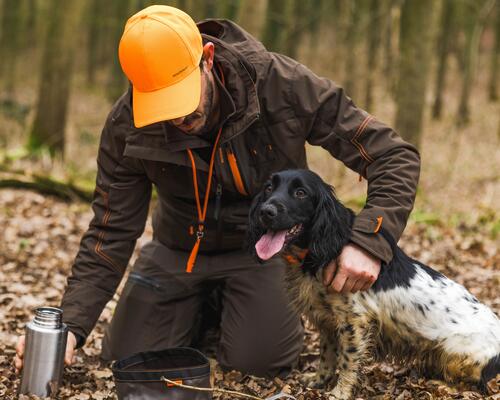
[282,245,309,266]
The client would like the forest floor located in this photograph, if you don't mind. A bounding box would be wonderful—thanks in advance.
[1,43,499,399]
[0,188,498,399]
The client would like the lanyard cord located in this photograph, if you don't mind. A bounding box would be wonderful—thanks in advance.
[185,63,225,273]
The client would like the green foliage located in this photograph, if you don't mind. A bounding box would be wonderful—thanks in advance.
[344,195,367,212]
[476,208,500,239]
[409,210,443,226]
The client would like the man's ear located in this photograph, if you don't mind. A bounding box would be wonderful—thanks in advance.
[202,42,215,71]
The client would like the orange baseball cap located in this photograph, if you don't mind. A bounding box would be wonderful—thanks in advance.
[119,5,203,128]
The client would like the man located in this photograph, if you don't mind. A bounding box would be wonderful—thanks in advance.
[15,5,420,377]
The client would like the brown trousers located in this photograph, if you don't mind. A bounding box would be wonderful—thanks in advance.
[101,240,303,377]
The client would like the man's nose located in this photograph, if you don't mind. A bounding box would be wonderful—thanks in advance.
[170,116,185,126]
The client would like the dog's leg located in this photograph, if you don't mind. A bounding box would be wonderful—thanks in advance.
[303,327,339,390]
[326,313,371,400]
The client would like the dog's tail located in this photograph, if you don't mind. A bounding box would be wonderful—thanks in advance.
[480,353,500,392]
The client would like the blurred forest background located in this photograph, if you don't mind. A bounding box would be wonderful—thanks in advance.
[0,0,499,225]
[1,1,499,398]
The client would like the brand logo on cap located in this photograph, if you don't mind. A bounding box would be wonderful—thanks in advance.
[173,66,188,78]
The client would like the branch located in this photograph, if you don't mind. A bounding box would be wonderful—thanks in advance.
[0,170,93,202]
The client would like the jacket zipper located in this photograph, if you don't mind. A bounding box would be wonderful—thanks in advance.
[214,183,222,220]
[128,272,161,290]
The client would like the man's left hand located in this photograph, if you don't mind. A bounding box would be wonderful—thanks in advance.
[322,243,381,294]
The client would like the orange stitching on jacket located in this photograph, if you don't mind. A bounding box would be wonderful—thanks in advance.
[93,187,120,271]
[95,186,108,204]
[353,116,374,162]
[351,116,374,163]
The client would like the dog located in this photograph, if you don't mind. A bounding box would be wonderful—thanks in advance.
[247,169,500,399]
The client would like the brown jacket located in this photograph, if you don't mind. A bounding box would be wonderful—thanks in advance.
[61,20,420,345]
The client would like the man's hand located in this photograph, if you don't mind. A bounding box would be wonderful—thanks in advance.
[323,243,381,294]
[14,331,78,374]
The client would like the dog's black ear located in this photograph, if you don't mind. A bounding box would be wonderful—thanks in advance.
[308,182,353,270]
[246,191,265,256]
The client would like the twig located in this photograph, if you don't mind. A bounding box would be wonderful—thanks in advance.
[161,377,264,400]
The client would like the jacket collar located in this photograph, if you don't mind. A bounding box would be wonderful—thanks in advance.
[126,23,260,154]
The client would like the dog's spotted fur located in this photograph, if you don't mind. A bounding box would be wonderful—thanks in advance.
[247,170,500,400]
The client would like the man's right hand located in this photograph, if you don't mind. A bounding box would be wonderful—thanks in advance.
[14,331,78,374]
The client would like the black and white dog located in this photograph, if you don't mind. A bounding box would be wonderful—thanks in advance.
[247,169,500,399]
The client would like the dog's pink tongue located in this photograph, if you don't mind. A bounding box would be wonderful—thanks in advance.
[256,230,287,260]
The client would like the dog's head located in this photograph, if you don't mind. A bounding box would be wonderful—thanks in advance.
[247,169,353,270]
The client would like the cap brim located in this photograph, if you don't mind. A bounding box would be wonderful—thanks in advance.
[132,66,201,128]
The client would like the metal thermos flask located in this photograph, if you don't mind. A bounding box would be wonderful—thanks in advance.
[19,307,68,397]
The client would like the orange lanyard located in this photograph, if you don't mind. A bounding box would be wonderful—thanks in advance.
[185,126,223,272]
[185,63,225,273]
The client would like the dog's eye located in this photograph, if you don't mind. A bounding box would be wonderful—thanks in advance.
[265,184,273,193]
[295,188,307,198]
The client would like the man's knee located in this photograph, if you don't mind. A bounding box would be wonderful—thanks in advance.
[101,272,198,361]
[218,324,304,378]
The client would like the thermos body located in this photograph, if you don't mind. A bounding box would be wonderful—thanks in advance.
[19,307,68,397]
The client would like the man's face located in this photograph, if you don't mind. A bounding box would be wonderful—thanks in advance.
[168,66,215,136]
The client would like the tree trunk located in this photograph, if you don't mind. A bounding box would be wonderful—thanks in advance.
[343,0,369,104]
[217,0,241,20]
[456,0,496,127]
[432,0,455,119]
[22,0,37,51]
[395,0,436,148]
[304,0,325,65]
[236,0,267,39]
[86,0,102,85]
[0,0,23,96]
[202,0,218,19]
[29,0,84,156]
[382,0,398,96]
[282,0,309,59]
[364,0,382,112]
[106,0,133,102]
[262,0,287,52]
[488,1,500,101]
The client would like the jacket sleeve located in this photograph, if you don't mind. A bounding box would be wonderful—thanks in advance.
[289,61,420,263]
[60,106,152,347]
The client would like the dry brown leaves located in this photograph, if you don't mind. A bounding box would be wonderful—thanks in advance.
[0,189,498,399]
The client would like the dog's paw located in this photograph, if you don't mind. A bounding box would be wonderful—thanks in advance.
[300,372,336,390]
[325,385,353,400]
[300,372,323,389]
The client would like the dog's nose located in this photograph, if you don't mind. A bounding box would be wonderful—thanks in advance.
[260,204,278,220]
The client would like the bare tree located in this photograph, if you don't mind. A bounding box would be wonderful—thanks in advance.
[395,0,436,148]
[106,0,134,102]
[432,0,456,119]
[29,0,85,156]
[236,0,267,38]
[456,0,496,127]
[282,0,309,59]
[344,0,370,103]
[365,0,382,112]
[217,0,241,20]
[262,0,287,52]
[0,0,23,96]
[489,1,500,101]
